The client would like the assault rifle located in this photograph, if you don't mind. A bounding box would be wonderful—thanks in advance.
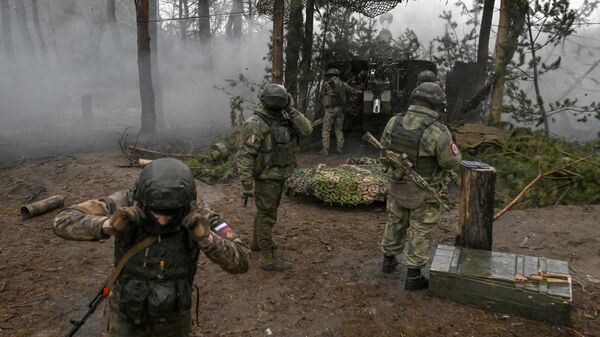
[64,237,157,337]
[65,278,109,337]
[362,132,450,211]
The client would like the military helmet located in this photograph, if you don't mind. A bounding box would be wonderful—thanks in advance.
[260,83,289,109]
[411,82,446,107]
[133,158,196,211]
[417,70,437,84]
[325,68,340,77]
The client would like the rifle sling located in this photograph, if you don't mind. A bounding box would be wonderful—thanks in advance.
[103,236,158,297]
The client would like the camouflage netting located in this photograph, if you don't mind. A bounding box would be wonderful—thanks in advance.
[286,157,388,206]
[323,0,402,17]
[257,0,403,18]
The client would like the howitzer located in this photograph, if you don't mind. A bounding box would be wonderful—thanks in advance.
[361,132,450,211]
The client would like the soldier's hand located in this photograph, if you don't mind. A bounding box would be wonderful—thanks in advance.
[182,211,211,240]
[103,206,143,237]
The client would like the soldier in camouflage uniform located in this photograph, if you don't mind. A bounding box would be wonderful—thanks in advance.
[379,82,461,290]
[320,68,361,156]
[237,84,313,271]
[53,158,250,336]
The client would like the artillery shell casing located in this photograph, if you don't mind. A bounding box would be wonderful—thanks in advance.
[21,195,65,219]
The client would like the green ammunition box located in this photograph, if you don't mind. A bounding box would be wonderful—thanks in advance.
[429,245,572,325]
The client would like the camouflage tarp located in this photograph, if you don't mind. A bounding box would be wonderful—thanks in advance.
[286,157,388,206]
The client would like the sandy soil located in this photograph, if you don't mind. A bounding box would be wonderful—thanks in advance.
[0,149,598,337]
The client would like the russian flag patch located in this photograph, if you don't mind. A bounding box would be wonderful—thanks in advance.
[213,222,232,237]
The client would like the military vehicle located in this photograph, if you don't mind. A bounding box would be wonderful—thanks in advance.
[317,57,437,136]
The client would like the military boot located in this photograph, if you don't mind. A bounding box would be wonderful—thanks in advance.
[336,147,344,155]
[382,254,398,273]
[259,248,289,272]
[320,148,329,156]
[405,268,429,290]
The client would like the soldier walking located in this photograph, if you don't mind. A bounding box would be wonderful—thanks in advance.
[237,84,313,271]
[320,68,361,156]
[53,158,250,336]
[379,82,461,290]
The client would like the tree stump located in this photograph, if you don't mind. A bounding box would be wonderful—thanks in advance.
[456,160,496,250]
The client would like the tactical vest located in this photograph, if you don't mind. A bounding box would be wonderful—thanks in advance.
[258,114,298,170]
[113,225,200,325]
[323,79,346,108]
[389,115,439,178]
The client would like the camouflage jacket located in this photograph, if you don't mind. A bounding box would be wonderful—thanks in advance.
[237,103,313,187]
[53,189,250,275]
[380,104,462,181]
[322,77,360,108]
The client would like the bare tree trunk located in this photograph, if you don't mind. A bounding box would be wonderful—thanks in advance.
[272,0,284,84]
[225,0,243,39]
[178,0,187,41]
[14,0,35,56]
[297,0,314,115]
[1,0,13,57]
[136,0,156,134]
[150,0,164,128]
[197,0,211,43]
[107,0,122,52]
[284,0,303,99]
[31,0,47,57]
[490,0,528,123]
[477,0,494,72]
[489,0,508,123]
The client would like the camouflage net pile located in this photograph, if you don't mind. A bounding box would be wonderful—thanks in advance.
[185,130,242,183]
[286,157,388,206]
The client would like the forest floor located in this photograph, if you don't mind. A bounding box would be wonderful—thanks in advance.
[0,143,599,337]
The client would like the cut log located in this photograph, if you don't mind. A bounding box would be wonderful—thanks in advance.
[456,160,496,250]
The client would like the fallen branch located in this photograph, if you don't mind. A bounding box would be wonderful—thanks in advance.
[129,145,196,159]
[494,152,599,220]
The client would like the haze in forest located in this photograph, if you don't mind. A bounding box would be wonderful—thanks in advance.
[0,0,599,163]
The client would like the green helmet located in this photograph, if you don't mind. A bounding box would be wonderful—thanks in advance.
[411,82,446,107]
[325,68,340,77]
[417,70,437,84]
[133,158,196,212]
[260,83,289,110]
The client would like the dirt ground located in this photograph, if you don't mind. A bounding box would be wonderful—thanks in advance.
[0,148,599,337]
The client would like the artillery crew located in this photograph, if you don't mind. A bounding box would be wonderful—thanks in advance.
[320,68,362,156]
[237,83,313,271]
[379,82,461,290]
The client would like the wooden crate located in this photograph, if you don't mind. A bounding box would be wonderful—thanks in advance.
[429,245,572,325]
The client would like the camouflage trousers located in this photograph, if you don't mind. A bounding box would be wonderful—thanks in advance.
[380,195,441,268]
[107,307,191,337]
[321,106,344,151]
[253,179,285,250]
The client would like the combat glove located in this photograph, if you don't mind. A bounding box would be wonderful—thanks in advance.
[182,211,211,241]
[102,206,143,237]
